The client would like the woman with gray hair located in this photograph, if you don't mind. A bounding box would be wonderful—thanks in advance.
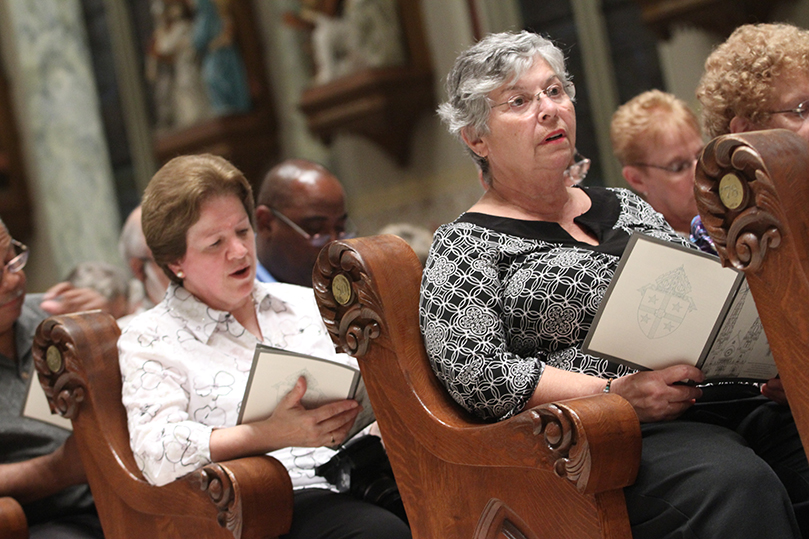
[421,31,807,538]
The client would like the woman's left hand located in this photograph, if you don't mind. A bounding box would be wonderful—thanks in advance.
[209,376,362,462]
[761,377,788,405]
[263,376,362,447]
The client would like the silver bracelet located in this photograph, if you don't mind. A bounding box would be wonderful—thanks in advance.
[603,378,614,394]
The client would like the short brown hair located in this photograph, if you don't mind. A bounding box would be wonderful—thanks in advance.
[697,23,809,139]
[611,89,701,166]
[141,154,254,284]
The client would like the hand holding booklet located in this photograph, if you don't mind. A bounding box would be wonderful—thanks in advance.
[582,233,777,382]
[238,344,375,441]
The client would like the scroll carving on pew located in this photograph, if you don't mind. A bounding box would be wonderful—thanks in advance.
[694,129,799,272]
[32,320,86,421]
[190,464,242,536]
[533,404,592,490]
[313,240,384,358]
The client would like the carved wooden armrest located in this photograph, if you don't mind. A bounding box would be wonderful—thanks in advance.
[32,312,294,539]
[392,393,640,496]
[189,456,294,539]
[695,128,809,457]
[525,394,640,494]
[314,237,641,497]
[0,497,28,539]
[694,128,809,272]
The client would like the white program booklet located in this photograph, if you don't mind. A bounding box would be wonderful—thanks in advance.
[238,345,375,440]
[23,374,73,431]
[582,233,776,382]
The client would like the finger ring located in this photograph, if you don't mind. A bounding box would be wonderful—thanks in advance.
[330,434,335,444]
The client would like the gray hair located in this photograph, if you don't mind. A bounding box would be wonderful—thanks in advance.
[118,206,148,264]
[437,31,575,182]
[67,261,129,302]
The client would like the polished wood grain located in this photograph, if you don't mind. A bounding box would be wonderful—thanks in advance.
[696,127,809,452]
[313,235,640,539]
[0,497,28,539]
[31,311,293,539]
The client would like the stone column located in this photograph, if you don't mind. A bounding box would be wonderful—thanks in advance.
[3,0,120,278]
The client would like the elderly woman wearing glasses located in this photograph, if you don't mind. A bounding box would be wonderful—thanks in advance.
[420,31,808,539]
[693,23,809,260]
[118,154,410,539]
[610,90,703,236]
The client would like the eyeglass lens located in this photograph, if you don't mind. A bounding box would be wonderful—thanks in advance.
[4,240,28,274]
[273,209,356,247]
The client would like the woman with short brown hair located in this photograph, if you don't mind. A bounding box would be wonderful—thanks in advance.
[121,154,410,539]
[141,153,255,284]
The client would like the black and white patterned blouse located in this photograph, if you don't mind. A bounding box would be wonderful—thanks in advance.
[419,186,693,421]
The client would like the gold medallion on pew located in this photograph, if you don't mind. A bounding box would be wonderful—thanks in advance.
[719,173,745,210]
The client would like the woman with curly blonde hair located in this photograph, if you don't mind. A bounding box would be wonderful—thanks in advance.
[697,23,809,140]
[694,23,809,255]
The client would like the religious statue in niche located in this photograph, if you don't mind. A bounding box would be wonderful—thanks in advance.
[284,0,407,85]
[146,0,211,130]
[145,0,252,133]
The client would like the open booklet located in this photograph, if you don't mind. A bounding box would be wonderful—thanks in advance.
[581,233,776,382]
[238,344,375,441]
[23,373,73,431]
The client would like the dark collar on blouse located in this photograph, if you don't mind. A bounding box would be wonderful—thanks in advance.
[458,186,627,256]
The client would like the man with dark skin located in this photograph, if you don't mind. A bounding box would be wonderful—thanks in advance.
[255,159,352,287]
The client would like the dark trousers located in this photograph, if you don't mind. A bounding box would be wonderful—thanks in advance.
[626,399,809,539]
[282,489,411,539]
[29,514,104,539]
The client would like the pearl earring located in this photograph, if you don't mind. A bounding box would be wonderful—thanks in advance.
[177,270,185,279]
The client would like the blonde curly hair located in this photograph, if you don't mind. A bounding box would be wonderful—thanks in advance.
[611,89,701,166]
[697,23,809,139]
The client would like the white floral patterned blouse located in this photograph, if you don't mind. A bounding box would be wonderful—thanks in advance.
[118,280,352,488]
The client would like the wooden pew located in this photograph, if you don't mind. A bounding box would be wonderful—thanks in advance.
[695,127,809,450]
[0,497,27,539]
[31,311,294,539]
[312,234,641,539]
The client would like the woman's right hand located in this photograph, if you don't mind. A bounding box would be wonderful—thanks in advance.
[254,376,361,448]
[610,365,704,423]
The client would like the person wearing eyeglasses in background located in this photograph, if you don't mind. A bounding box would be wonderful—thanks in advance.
[694,23,809,257]
[0,216,103,539]
[610,89,703,237]
[254,159,355,287]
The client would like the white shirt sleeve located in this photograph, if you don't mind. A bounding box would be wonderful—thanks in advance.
[118,320,213,486]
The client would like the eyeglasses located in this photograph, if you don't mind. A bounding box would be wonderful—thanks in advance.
[271,209,357,248]
[629,156,698,175]
[492,82,569,114]
[770,100,809,120]
[2,239,28,276]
